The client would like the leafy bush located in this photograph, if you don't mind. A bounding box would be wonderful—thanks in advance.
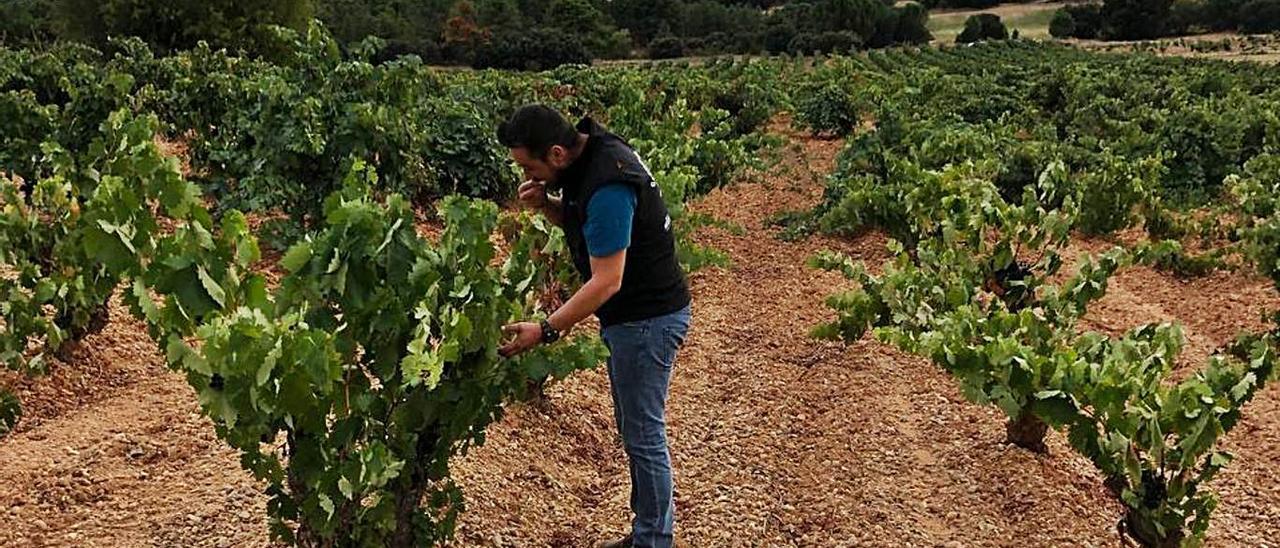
[0,111,186,373]
[956,14,1009,43]
[892,3,934,45]
[472,28,591,71]
[648,36,685,59]
[55,0,311,55]
[141,163,608,545]
[1240,0,1280,32]
[1101,0,1175,40]
[1075,154,1163,236]
[764,21,798,53]
[1047,4,1106,39]
[1050,9,1078,37]
[793,66,865,136]
[817,31,863,54]
[788,33,820,55]
[923,0,1000,7]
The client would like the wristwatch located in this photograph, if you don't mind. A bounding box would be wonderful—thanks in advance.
[540,320,561,344]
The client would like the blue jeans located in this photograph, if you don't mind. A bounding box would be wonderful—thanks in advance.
[600,304,691,548]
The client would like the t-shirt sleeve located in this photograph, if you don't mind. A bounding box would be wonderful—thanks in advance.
[583,183,637,258]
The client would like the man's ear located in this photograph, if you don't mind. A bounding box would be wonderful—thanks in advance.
[548,145,568,168]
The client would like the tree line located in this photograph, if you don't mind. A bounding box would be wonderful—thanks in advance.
[1050,0,1280,40]
[0,0,932,68]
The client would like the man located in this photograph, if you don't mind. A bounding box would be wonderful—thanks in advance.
[496,104,692,548]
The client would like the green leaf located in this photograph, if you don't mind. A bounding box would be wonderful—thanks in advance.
[1031,392,1081,428]
[257,341,281,387]
[96,219,139,254]
[197,266,226,308]
[1229,372,1256,402]
[338,477,355,500]
[318,494,335,519]
[198,386,238,428]
[281,242,313,273]
[0,390,21,437]
[132,279,161,323]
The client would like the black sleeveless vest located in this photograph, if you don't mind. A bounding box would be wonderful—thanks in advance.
[558,117,691,327]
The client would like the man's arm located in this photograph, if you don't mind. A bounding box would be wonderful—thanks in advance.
[500,182,634,357]
[498,250,624,357]
[547,250,623,331]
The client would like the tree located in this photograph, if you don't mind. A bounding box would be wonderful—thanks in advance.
[55,0,313,54]
[822,0,889,39]
[648,35,685,59]
[1205,0,1247,30]
[316,0,449,51]
[956,13,1009,43]
[1049,9,1077,37]
[441,0,489,62]
[1059,3,1103,38]
[678,0,765,40]
[1240,0,1280,32]
[893,3,933,45]
[475,0,523,29]
[1101,0,1174,39]
[605,0,680,45]
[0,0,54,44]
[764,19,799,53]
[443,0,487,44]
[775,2,823,33]
[544,0,630,58]
[473,27,591,69]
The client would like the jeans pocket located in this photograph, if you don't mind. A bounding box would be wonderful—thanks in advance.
[664,306,692,348]
[655,322,689,371]
[662,322,689,350]
[603,319,650,347]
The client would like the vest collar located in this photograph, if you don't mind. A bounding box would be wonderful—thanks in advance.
[576,116,607,138]
[557,117,605,194]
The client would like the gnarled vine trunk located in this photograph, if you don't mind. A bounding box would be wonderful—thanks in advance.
[1125,510,1183,548]
[1005,410,1048,453]
[390,429,444,547]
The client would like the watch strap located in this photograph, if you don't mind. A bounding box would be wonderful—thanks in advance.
[540,320,561,344]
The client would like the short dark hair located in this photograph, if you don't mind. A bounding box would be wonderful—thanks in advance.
[497,104,579,159]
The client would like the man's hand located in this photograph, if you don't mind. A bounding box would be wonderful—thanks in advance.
[499,322,542,358]
[516,180,547,210]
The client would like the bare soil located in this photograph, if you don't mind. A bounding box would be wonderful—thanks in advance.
[3,122,1279,547]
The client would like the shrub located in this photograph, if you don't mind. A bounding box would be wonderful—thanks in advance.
[1050,9,1077,37]
[1101,0,1175,40]
[764,21,798,53]
[816,31,863,53]
[956,14,1009,43]
[1065,4,1105,38]
[788,33,820,55]
[894,3,934,44]
[1240,0,1280,32]
[472,28,591,71]
[648,36,685,59]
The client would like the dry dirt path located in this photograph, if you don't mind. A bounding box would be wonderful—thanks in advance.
[2,124,1279,547]
[452,123,1280,546]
